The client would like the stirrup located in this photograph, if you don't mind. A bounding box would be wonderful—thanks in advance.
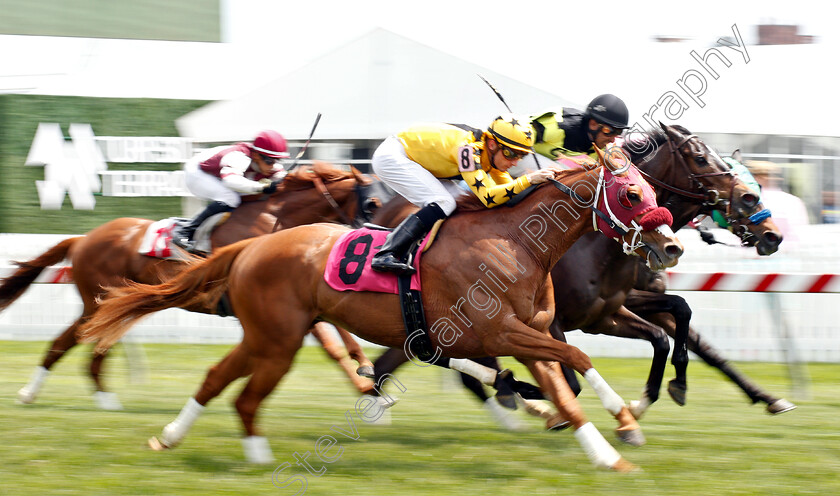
[171,236,194,252]
[371,253,415,275]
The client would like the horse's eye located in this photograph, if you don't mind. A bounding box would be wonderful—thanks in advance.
[695,155,708,166]
[619,186,640,208]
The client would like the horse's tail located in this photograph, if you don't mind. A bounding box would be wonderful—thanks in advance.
[79,237,254,352]
[0,237,81,312]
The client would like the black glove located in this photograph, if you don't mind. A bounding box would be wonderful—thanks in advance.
[262,180,279,195]
[697,226,717,245]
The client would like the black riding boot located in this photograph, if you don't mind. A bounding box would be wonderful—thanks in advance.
[172,201,234,250]
[371,202,447,275]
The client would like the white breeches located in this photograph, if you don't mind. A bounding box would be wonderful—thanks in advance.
[371,136,463,216]
[183,158,242,207]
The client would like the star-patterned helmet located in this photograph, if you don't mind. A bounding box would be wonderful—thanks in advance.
[486,114,535,153]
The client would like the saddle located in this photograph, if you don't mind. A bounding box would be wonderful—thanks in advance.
[138,213,229,260]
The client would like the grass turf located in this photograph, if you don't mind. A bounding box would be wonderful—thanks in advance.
[0,341,838,495]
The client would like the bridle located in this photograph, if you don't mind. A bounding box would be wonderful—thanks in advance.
[270,172,376,232]
[633,131,769,241]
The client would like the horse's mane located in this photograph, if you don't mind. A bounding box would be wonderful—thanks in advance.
[623,125,692,164]
[282,161,369,191]
[454,169,587,212]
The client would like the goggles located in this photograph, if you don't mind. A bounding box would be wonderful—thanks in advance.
[260,154,278,166]
[499,144,529,160]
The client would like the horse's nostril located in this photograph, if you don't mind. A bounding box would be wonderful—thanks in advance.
[665,244,684,258]
[741,193,758,209]
[764,231,782,245]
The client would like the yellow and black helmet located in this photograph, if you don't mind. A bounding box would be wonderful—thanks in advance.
[486,114,535,153]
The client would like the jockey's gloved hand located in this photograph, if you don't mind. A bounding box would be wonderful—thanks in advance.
[262,180,279,194]
[697,225,717,245]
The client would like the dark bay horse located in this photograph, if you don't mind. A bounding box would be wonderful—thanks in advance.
[2,162,379,408]
[79,156,683,471]
[369,124,790,427]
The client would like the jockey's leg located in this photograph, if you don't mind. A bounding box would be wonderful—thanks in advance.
[172,201,234,250]
[371,202,446,275]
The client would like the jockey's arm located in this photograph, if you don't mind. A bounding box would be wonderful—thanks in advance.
[460,168,532,208]
[218,152,266,194]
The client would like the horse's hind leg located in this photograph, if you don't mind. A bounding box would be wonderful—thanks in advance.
[649,315,796,414]
[18,317,86,404]
[152,343,255,451]
[234,350,301,464]
[310,323,375,394]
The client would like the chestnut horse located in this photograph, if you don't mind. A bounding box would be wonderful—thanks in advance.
[79,154,684,471]
[3,162,379,408]
[369,124,791,426]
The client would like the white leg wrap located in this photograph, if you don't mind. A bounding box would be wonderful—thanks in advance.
[483,398,527,431]
[18,366,49,403]
[584,369,625,415]
[93,391,123,411]
[161,397,205,447]
[448,358,497,386]
[629,392,652,420]
[242,436,275,464]
[574,422,622,469]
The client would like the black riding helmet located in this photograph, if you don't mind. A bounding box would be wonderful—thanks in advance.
[585,94,630,129]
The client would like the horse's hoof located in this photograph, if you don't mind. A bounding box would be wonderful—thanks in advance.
[17,387,36,404]
[148,436,170,451]
[610,458,642,473]
[616,428,646,447]
[766,398,796,414]
[93,391,123,411]
[546,413,571,431]
[242,436,275,464]
[356,365,375,378]
[667,379,687,406]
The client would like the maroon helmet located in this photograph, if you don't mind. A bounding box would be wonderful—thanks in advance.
[252,130,290,158]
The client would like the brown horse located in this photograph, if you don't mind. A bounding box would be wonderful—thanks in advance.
[368,124,790,426]
[79,155,683,471]
[3,162,379,408]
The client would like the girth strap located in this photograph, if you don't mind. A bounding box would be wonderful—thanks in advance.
[397,273,436,361]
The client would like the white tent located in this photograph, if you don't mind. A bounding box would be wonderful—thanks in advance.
[175,28,581,142]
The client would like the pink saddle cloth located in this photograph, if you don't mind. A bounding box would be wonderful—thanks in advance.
[324,228,430,294]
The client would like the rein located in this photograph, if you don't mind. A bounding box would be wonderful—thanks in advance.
[312,175,355,226]
[635,131,770,235]
[636,134,729,204]
[547,176,627,237]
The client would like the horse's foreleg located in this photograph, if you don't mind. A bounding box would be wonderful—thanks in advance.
[310,323,375,395]
[520,359,636,472]
[334,325,375,378]
[587,307,671,420]
[625,291,691,406]
[487,320,643,452]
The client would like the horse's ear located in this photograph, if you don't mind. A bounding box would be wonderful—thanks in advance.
[659,121,681,142]
[593,144,606,166]
[731,149,742,162]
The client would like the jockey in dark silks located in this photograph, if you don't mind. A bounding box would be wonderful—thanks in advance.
[531,94,630,161]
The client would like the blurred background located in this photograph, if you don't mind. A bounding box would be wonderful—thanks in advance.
[1,0,838,365]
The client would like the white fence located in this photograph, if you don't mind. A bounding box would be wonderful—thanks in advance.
[1,227,839,362]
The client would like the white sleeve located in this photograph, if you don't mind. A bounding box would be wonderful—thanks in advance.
[219,151,264,194]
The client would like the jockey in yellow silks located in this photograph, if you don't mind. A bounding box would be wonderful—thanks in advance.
[370,114,561,275]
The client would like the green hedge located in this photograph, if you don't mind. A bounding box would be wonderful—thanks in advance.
[0,94,208,233]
